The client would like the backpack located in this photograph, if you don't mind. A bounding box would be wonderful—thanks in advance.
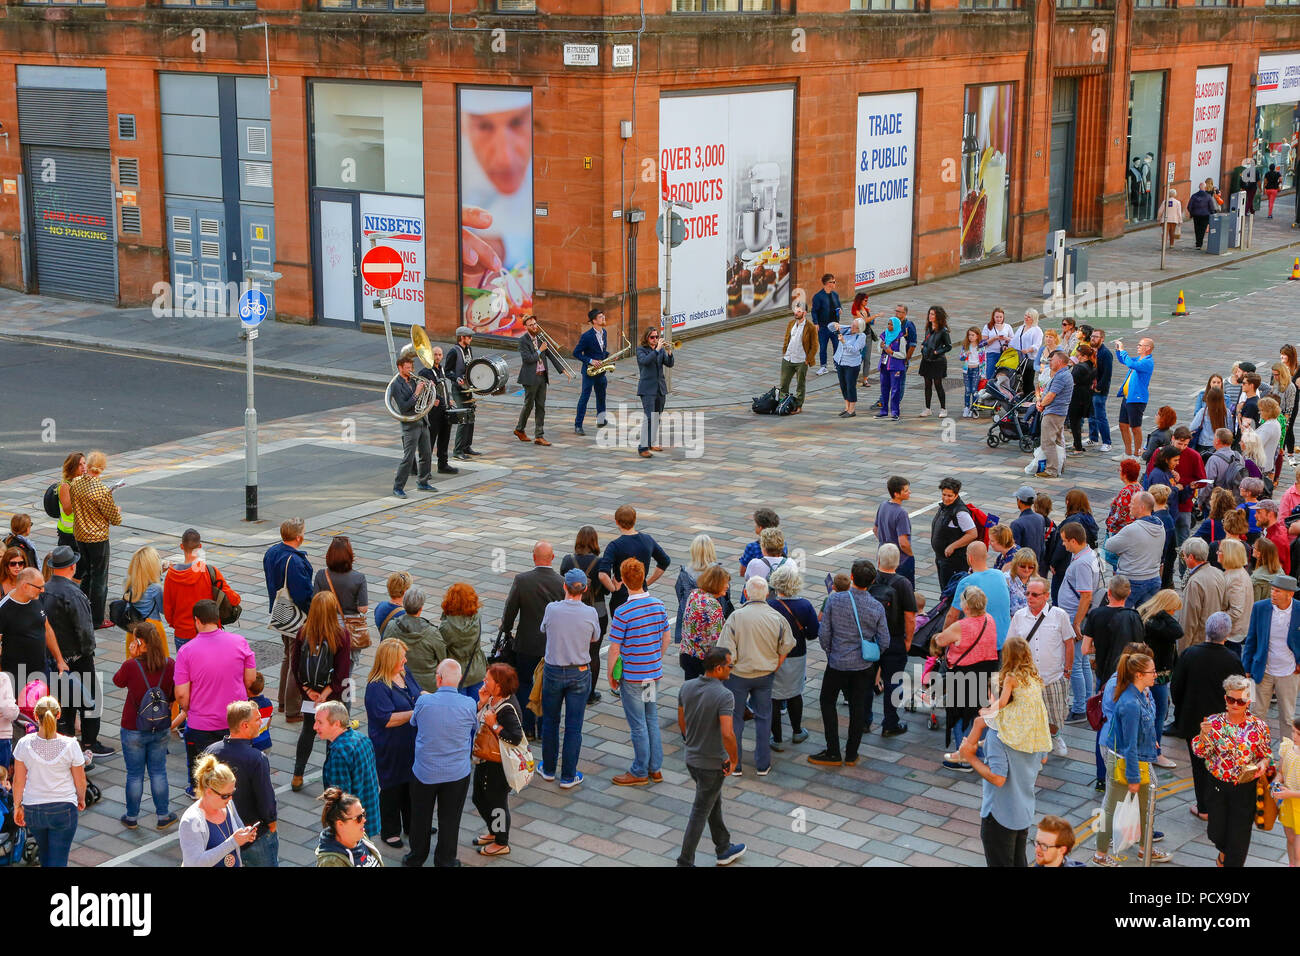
[43,483,61,520]
[134,659,171,733]
[206,566,242,626]
[775,393,802,416]
[1211,450,1245,502]
[752,387,779,415]
[299,638,336,693]
[867,579,901,651]
[966,504,994,547]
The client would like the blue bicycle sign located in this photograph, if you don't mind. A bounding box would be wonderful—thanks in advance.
[238,289,268,328]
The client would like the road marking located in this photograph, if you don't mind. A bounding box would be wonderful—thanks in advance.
[816,498,942,557]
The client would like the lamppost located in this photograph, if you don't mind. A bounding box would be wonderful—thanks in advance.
[240,269,281,522]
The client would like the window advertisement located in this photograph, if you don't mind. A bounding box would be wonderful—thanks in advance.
[1126,72,1165,223]
[658,87,794,331]
[959,83,1013,265]
[312,83,424,195]
[458,87,534,338]
[360,193,425,327]
[1190,67,1228,194]
[853,91,916,290]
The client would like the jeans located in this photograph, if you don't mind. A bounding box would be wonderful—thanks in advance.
[1150,682,1169,746]
[820,667,873,759]
[516,380,548,438]
[879,651,908,730]
[77,539,110,625]
[513,652,542,738]
[120,726,170,820]
[24,802,79,867]
[639,393,666,452]
[879,368,904,416]
[985,350,1002,380]
[1207,778,1257,867]
[677,765,730,865]
[241,828,279,867]
[56,655,102,747]
[836,363,859,404]
[980,813,1028,867]
[184,726,227,785]
[725,672,774,771]
[379,782,412,840]
[779,359,809,405]
[1089,394,1112,445]
[575,373,607,428]
[620,679,663,777]
[472,760,511,846]
[541,663,590,782]
[1069,639,1094,714]
[1125,576,1161,610]
[963,366,981,409]
[394,420,432,489]
[817,323,834,367]
[404,774,470,867]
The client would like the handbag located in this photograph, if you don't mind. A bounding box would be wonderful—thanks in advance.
[269,555,307,636]
[1112,756,1151,786]
[473,709,502,764]
[108,596,144,631]
[324,571,372,650]
[848,592,881,664]
[1086,690,1105,731]
[206,565,242,626]
[494,702,535,793]
[1255,767,1279,830]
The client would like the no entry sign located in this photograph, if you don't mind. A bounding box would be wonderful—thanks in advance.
[361,245,404,291]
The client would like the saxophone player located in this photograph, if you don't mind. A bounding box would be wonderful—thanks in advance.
[573,308,610,436]
[391,348,434,498]
[417,345,458,476]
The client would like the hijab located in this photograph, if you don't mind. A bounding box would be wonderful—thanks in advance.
[883,317,902,349]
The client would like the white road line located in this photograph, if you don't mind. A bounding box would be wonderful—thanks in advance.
[816,499,942,557]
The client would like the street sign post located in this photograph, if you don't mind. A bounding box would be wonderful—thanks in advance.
[238,288,268,328]
[240,270,281,523]
[362,242,404,370]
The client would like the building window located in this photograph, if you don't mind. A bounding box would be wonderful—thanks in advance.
[959,0,1015,8]
[1134,0,1171,6]
[320,0,424,9]
[851,0,918,8]
[1056,0,1098,7]
[1193,0,1229,5]
[311,82,424,195]
[671,0,776,10]
[160,0,255,6]
[22,0,107,5]
[496,0,536,9]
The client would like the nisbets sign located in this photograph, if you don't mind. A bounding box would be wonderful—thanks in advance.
[1258,69,1280,92]
[362,215,423,241]
[1257,53,1300,105]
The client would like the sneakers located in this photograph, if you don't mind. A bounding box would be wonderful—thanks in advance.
[942,752,973,772]
[919,408,932,417]
[717,843,747,865]
[1092,852,1120,867]
[1064,711,1089,725]
[791,729,809,744]
[1151,830,1165,843]
[1138,847,1173,864]
[538,768,556,783]
[938,408,947,418]
[807,750,843,766]
[769,736,785,752]
[1099,443,1112,452]
[962,407,973,418]
[1081,437,1093,446]
[816,366,829,376]
[1052,735,1068,757]
[729,765,743,777]
[875,411,889,418]
[756,766,771,777]
[87,742,116,758]
[881,723,908,738]
[392,487,408,498]
[559,772,584,790]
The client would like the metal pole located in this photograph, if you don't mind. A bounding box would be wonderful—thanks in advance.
[1247,209,1254,250]
[1140,767,1157,867]
[1159,208,1167,271]
[661,197,672,395]
[369,235,399,372]
[245,329,258,522]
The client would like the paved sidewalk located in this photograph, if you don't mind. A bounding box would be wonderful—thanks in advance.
[1,197,1296,410]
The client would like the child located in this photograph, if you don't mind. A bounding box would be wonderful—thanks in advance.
[374,571,411,636]
[1274,718,1300,868]
[739,508,783,578]
[978,636,1052,756]
[2,515,37,569]
[1034,494,1056,552]
[248,673,273,752]
[959,327,984,418]
[819,572,851,621]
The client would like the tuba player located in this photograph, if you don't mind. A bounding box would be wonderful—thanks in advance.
[391,347,434,498]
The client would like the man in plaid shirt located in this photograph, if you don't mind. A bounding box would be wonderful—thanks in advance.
[316,701,382,837]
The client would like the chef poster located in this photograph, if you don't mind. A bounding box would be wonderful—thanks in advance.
[458,86,534,338]
[959,83,1014,266]
[854,91,917,290]
[658,87,794,332]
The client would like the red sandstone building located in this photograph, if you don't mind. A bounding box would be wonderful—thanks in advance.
[1,0,1298,345]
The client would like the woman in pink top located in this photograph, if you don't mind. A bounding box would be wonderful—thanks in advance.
[932,585,1001,770]
[1280,466,1300,523]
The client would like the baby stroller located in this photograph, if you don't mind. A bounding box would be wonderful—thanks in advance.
[986,391,1040,454]
[0,785,37,866]
[970,350,1029,418]
[905,595,952,733]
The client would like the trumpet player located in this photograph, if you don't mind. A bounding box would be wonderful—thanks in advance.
[417,345,458,476]
[391,348,434,498]
[636,326,675,459]
[573,308,610,436]
[514,313,567,447]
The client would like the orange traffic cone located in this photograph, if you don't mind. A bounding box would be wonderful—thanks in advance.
[1171,290,1188,317]
[1290,257,1300,280]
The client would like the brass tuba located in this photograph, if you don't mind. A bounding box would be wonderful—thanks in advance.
[384,326,440,423]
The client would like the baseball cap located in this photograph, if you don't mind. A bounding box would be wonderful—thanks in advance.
[564,568,589,588]
[1016,485,1036,503]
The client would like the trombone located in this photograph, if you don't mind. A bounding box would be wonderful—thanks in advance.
[534,319,577,380]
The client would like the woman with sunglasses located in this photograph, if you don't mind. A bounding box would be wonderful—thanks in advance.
[179,754,258,867]
[315,786,383,867]
[1192,674,1274,867]
[0,546,27,598]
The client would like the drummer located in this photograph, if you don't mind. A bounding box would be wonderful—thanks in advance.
[444,325,483,461]
[418,345,459,475]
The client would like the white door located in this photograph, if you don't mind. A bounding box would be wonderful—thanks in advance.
[319,199,356,322]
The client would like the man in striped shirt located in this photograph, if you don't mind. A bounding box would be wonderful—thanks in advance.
[608,558,670,786]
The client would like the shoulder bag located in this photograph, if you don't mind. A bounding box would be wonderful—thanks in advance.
[269,555,307,637]
[494,701,535,793]
[324,571,372,650]
[848,592,882,664]
[206,565,242,626]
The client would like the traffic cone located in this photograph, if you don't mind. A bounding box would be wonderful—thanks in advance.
[1290,257,1300,280]
[1171,290,1188,316]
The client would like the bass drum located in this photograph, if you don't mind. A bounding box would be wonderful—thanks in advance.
[446,405,473,426]
[466,356,509,395]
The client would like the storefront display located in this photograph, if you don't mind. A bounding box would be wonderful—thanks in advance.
[1254,53,1300,191]
[1125,73,1165,223]
[658,86,794,331]
[853,91,916,290]
[959,83,1013,266]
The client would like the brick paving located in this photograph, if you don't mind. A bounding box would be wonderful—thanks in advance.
[3,219,1300,867]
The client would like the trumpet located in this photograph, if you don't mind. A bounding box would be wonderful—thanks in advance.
[533,320,577,380]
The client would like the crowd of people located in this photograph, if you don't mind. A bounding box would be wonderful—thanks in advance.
[3,322,1300,870]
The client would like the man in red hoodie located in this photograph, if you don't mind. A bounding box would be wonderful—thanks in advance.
[164,528,241,648]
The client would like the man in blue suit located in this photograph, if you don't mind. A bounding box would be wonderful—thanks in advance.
[1241,573,1300,741]
[573,308,610,436]
[810,273,842,375]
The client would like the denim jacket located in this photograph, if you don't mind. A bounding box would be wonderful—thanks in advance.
[1106,683,1158,783]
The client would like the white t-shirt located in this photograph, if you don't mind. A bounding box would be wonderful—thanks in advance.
[1011,324,1043,356]
[784,320,808,365]
[1267,604,1298,678]
[13,733,84,805]
[1006,605,1074,685]
[981,322,1010,353]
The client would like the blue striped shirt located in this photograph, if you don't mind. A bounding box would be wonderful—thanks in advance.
[608,593,668,682]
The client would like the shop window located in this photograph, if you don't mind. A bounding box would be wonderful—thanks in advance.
[671,0,777,11]
[851,0,919,8]
[960,0,1016,8]
[311,82,424,195]
[1125,72,1165,226]
[1254,103,1299,191]
[320,0,424,9]
[497,0,536,9]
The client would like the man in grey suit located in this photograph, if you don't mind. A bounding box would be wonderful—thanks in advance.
[502,541,566,737]
[514,314,567,447]
[636,326,675,459]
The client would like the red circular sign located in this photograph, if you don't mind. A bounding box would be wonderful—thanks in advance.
[361,245,404,291]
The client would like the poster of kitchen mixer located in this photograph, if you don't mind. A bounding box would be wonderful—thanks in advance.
[959,83,1014,266]
[658,87,794,330]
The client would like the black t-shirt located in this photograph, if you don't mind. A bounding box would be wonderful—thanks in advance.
[1081,604,1145,685]
[874,572,917,653]
[0,595,49,681]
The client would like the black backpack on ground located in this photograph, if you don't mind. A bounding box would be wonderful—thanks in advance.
[752,387,779,414]
[775,393,801,416]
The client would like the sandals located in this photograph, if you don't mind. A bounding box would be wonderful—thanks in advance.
[1189,807,1209,822]
[473,833,496,846]
[477,843,511,857]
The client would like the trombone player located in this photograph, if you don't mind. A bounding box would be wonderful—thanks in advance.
[573,307,610,436]
[636,325,675,459]
[391,348,435,498]
[417,344,458,476]
[513,313,569,447]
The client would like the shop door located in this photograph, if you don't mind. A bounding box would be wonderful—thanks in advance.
[1048,79,1077,235]
[24,145,116,302]
[315,194,360,325]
